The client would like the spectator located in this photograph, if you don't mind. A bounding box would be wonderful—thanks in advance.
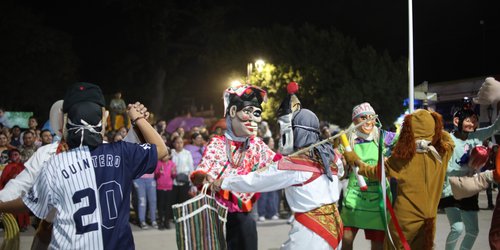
[171,136,194,205]
[117,126,128,138]
[40,129,53,146]
[28,116,38,131]
[258,121,272,138]
[19,116,39,145]
[155,148,176,230]
[113,132,123,142]
[0,149,30,231]
[175,127,185,141]
[190,126,200,134]
[0,108,11,128]
[0,133,15,152]
[257,136,280,222]
[34,129,42,147]
[18,130,38,162]
[109,91,129,130]
[184,132,206,167]
[133,171,158,230]
[156,120,167,136]
[320,125,331,140]
[10,125,21,147]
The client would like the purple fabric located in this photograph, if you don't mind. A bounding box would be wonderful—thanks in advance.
[184,144,206,167]
[166,117,205,133]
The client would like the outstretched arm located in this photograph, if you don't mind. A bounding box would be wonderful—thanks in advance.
[0,198,29,213]
[213,162,310,193]
[127,102,168,160]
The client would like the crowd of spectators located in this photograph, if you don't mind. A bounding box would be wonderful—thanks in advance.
[0,102,306,233]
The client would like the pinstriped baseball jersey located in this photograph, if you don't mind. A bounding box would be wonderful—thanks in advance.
[23,141,157,250]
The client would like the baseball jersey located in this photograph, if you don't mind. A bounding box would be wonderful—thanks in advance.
[23,141,157,250]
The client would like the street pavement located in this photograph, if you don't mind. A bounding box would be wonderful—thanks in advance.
[7,190,496,249]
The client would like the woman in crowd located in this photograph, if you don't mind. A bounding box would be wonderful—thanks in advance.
[133,171,158,229]
[184,132,206,167]
[171,135,194,204]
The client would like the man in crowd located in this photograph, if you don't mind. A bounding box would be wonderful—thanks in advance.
[40,129,53,146]
[18,130,38,162]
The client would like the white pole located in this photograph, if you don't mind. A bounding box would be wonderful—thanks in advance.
[408,0,415,113]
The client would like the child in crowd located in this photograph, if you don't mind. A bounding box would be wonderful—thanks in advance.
[155,147,176,230]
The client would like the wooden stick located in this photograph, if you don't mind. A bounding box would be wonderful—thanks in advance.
[289,115,379,156]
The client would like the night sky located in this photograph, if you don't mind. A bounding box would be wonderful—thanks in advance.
[3,0,500,121]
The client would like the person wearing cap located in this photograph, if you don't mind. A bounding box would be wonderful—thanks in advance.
[0,82,167,249]
[340,102,396,250]
[211,82,344,249]
[438,95,500,250]
[357,109,454,249]
[190,84,278,250]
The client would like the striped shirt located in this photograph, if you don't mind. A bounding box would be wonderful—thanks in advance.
[23,141,157,250]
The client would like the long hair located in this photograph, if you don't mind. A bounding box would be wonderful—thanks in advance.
[392,111,449,161]
[430,111,450,155]
[392,114,415,161]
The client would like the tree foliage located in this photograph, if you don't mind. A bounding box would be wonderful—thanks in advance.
[202,24,407,128]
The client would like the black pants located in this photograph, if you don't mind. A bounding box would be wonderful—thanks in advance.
[157,190,173,224]
[226,212,258,250]
[172,185,190,204]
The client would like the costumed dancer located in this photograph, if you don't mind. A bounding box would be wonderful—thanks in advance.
[211,82,344,250]
[340,102,396,250]
[439,93,500,250]
[0,82,167,249]
[190,84,278,250]
[441,77,500,250]
[357,109,454,249]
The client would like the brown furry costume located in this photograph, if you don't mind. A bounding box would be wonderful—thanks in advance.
[358,109,455,249]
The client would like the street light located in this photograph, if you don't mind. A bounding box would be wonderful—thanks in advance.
[255,59,265,72]
[246,59,266,83]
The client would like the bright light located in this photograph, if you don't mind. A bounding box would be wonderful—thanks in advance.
[255,59,265,72]
[230,80,242,88]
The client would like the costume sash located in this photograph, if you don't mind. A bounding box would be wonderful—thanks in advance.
[295,204,343,249]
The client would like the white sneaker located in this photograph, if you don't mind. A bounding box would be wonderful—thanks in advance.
[271,215,279,220]
[258,216,266,222]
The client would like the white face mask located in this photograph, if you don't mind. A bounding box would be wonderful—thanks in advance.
[229,106,262,138]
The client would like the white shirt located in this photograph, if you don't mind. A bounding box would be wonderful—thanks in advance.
[222,161,340,213]
[171,149,194,186]
[0,142,59,202]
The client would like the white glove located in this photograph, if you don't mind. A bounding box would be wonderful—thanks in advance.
[474,77,500,105]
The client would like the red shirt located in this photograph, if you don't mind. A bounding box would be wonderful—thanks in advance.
[0,162,25,189]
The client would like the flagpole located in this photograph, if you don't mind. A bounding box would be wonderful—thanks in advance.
[408,0,415,113]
